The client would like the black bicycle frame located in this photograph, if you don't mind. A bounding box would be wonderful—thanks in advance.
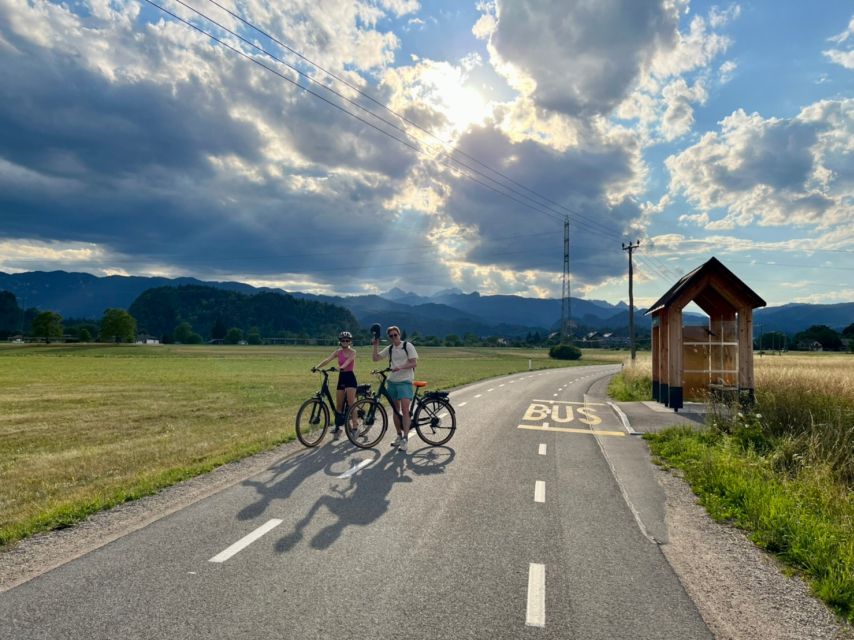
[314,368,349,424]
[369,368,422,423]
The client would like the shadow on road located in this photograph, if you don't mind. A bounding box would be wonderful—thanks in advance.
[236,437,349,522]
[274,444,456,553]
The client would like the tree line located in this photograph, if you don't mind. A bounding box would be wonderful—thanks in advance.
[3,286,852,351]
[0,291,137,342]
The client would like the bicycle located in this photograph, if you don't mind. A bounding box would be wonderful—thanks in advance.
[294,367,372,447]
[346,368,456,449]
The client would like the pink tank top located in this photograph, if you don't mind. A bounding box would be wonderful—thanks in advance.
[337,349,354,372]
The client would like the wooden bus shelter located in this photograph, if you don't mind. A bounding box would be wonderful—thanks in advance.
[645,257,766,411]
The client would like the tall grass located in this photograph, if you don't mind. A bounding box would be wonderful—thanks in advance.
[607,353,652,401]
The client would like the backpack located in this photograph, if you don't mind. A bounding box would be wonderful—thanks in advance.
[389,341,415,370]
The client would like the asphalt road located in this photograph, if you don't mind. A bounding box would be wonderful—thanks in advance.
[0,365,712,639]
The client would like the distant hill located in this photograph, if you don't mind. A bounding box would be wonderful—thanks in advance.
[755,303,854,335]
[0,271,260,319]
[129,285,357,339]
[1,270,850,338]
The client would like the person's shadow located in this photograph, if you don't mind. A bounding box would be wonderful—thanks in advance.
[275,444,456,553]
[236,442,346,521]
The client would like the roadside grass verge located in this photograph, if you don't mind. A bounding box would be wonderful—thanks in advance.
[0,343,621,549]
[646,427,853,623]
[626,352,854,623]
[607,353,652,401]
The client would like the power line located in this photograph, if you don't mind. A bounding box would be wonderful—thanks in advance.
[197,0,624,237]
[148,0,634,240]
[153,0,573,226]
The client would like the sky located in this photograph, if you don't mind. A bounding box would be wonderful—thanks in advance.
[0,0,852,308]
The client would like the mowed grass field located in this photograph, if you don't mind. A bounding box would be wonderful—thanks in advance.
[0,343,622,548]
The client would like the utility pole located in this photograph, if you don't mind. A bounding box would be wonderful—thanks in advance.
[622,240,640,362]
[561,217,571,344]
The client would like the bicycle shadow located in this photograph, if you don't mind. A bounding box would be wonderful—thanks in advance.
[274,444,456,554]
[236,436,355,522]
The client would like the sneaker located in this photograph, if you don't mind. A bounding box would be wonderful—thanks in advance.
[399,437,408,453]
[391,435,402,447]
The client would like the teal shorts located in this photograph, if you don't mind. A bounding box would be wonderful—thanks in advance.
[387,381,414,401]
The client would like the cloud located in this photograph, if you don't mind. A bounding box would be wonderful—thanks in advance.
[665,100,854,230]
[823,15,854,69]
[718,59,737,84]
[0,0,443,293]
[482,0,682,117]
[660,78,707,140]
[605,4,736,145]
[432,121,646,288]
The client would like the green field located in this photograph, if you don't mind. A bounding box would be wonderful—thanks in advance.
[0,343,621,548]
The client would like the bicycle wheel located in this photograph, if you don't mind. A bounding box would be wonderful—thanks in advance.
[346,397,388,449]
[413,397,456,445]
[295,398,329,447]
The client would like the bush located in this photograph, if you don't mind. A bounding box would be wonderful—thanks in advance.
[549,344,582,360]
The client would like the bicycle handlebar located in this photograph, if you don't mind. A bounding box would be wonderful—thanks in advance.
[370,368,392,375]
[311,366,338,373]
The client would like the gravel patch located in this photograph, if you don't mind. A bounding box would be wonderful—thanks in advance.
[655,464,852,640]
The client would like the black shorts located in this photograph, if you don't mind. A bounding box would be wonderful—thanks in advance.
[337,371,358,390]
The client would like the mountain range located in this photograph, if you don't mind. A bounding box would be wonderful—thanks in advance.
[0,270,850,337]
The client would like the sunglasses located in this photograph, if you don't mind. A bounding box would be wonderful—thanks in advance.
[339,339,351,343]
[388,333,399,337]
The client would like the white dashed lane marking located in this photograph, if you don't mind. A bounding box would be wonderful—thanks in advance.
[209,519,283,563]
[534,481,545,503]
[538,443,547,455]
[338,459,373,479]
[526,563,546,627]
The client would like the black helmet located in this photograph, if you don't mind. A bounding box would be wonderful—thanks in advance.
[370,323,381,340]
[338,331,352,340]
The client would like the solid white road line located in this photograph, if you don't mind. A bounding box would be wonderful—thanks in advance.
[606,401,638,435]
[534,481,545,503]
[526,563,546,627]
[338,459,373,478]
[538,443,547,456]
[209,519,283,563]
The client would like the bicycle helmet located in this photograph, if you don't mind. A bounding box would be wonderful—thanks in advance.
[338,331,353,341]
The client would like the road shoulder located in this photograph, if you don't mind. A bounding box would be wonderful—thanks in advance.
[654,463,851,639]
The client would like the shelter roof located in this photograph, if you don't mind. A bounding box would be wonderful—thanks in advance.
[645,257,766,316]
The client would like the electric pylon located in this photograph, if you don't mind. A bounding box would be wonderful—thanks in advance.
[561,217,571,344]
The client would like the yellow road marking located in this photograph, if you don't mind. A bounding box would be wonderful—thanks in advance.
[517,424,625,437]
[532,399,606,405]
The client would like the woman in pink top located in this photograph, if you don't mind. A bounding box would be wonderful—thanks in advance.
[313,331,358,435]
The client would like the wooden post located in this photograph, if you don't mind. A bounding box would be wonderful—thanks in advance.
[660,308,670,405]
[650,311,662,402]
[667,307,684,411]
[738,307,755,405]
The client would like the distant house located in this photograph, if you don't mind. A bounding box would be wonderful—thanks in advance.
[797,340,823,351]
[136,334,161,345]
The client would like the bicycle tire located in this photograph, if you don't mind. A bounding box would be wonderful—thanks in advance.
[295,398,329,447]
[413,397,456,445]
[347,397,388,449]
